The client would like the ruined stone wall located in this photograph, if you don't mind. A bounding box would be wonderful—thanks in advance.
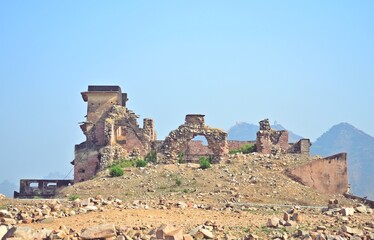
[14,179,73,198]
[256,119,289,154]
[74,147,100,183]
[286,153,348,194]
[159,114,228,163]
[288,139,311,155]
[74,86,155,183]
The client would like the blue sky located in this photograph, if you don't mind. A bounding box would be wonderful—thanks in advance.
[0,1,373,184]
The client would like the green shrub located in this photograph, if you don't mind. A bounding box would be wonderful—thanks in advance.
[241,144,256,154]
[229,144,256,154]
[145,151,157,163]
[111,159,135,168]
[175,178,182,186]
[135,159,147,168]
[68,195,80,201]
[109,166,124,177]
[199,156,211,169]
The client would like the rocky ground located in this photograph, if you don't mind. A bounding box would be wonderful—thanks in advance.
[0,153,373,239]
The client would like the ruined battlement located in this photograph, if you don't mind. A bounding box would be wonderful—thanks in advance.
[13,86,351,199]
[70,86,348,196]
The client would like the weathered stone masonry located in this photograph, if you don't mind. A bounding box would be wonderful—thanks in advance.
[256,118,289,154]
[71,86,348,196]
[158,114,228,163]
[73,86,156,183]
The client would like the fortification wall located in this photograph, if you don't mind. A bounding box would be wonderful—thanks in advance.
[286,153,348,194]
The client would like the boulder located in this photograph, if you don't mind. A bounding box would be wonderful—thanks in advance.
[80,224,117,239]
[84,206,98,211]
[355,204,367,213]
[266,217,280,228]
[2,226,42,239]
[1,217,16,225]
[341,226,363,236]
[291,212,302,222]
[0,210,12,218]
[165,228,183,240]
[183,234,193,240]
[156,224,175,239]
[341,207,354,216]
[0,225,8,239]
[283,212,290,221]
[199,228,214,239]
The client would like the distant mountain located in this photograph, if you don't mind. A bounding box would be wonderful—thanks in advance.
[311,123,374,200]
[0,180,17,198]
[227,122,303,143]
[227,122,258,141]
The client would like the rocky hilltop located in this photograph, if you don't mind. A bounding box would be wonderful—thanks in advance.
[1,153,373,239]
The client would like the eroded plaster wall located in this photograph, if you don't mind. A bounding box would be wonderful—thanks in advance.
[286,153,348,194]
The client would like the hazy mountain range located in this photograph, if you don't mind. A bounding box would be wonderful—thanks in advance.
[228,121,374,200]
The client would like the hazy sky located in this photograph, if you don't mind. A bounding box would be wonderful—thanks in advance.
[1,1,373,184]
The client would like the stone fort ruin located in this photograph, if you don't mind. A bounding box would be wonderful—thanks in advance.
[70,85,348,195]
[14,85,348,198]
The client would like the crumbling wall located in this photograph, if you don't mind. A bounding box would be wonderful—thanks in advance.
[288,139,311,156]
[256,119,289,154]
[73,86,156,183]
[14,179,73,198]
[286,153,348,194]
[159,114,228,163]
[74,145,100,182]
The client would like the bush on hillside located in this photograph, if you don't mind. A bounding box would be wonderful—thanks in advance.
[229,144,257,154]
[136,159,147,168]
[109,166,124,177]
[199,156,211,169]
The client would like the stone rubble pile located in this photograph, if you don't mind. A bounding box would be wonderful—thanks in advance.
[261,200,374,240]
[0,196,373,239]
[0,220,217,240]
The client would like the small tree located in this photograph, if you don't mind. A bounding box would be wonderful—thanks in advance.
[109,166,124,177]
